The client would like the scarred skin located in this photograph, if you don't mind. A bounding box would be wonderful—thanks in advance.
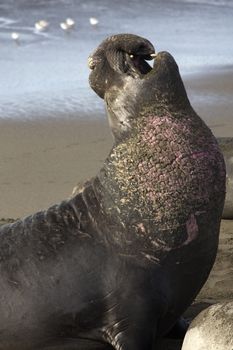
[0,34,226,350]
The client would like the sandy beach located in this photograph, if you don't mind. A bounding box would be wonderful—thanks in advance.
[0,117,112,219]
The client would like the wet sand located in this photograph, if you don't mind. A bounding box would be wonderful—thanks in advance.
[0,117,113,219]
[184,67,233,137]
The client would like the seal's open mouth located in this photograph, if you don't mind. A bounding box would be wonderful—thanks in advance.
[128,53,156,75]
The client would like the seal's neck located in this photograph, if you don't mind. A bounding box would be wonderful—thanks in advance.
[105,73,194,144]
[99,108,215,225]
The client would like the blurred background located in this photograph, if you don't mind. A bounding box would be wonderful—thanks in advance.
[0,0,233,121]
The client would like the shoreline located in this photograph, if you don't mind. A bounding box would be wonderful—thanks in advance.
[183,65,233,137]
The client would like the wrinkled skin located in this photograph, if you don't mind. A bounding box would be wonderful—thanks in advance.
[0,34,226,350]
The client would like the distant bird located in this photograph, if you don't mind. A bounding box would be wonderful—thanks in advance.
[35,20,49,32]
[60,22,69,31]
[89,17,99,26]
[11,32,20,44]
[66,18,75,28]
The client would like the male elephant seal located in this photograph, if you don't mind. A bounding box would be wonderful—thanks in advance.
[0,34,225,350]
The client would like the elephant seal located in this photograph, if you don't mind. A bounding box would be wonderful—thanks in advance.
[182,302,233,350]
[217,137,233,219]
[0,34,225,350]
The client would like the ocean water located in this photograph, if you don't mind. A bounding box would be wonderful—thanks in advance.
[0,0,232,120]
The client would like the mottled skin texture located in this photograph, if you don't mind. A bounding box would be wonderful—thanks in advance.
[0,34,226,350]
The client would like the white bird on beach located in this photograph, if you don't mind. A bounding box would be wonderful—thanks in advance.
[35,20,49,31]
[60,22,69,31]
[11,32,20,43]
[60,18,75,32]
[66,18,75,28]
[89,17,99,26]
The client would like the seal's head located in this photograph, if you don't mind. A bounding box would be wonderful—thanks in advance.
[88,34,191,141]
[88,33,155,99]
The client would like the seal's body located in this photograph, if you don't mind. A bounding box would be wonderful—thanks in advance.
[0,34,226,350]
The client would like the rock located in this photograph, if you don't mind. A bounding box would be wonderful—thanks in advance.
[182,302,233,350]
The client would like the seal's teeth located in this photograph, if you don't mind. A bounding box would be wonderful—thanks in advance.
[150,53,157,58]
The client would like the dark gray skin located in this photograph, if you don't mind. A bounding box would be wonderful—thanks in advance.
[0,34,226,350]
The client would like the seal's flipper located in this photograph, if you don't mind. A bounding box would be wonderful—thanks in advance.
[105,325,156,350]
[103,301,158,350]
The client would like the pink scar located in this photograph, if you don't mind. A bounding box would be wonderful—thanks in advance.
[191,151,209,159]
[184,213,199,245]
